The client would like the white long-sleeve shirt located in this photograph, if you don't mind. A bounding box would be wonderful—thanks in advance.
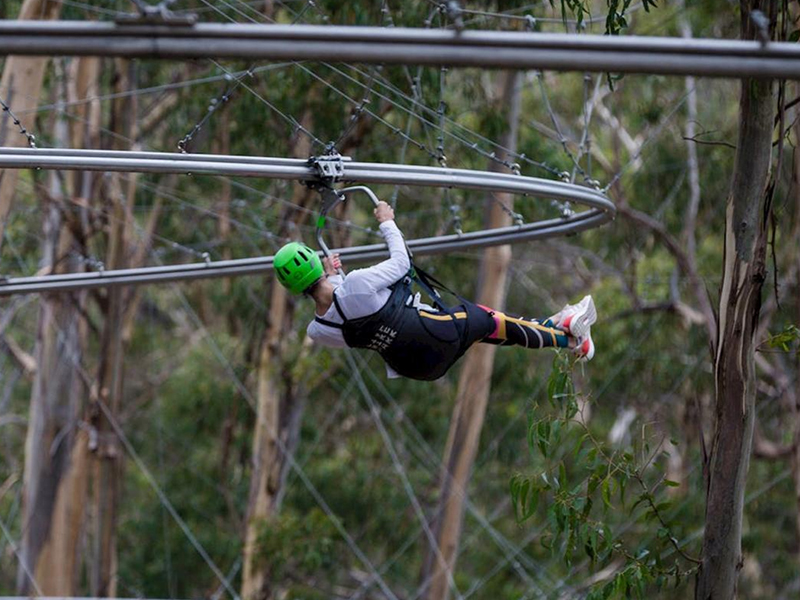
[307,219,411,377]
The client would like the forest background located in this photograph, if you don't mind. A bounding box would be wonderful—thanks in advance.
[0,0,799,599]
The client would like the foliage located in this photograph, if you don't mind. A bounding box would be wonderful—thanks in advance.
[763,324,800,355]
[552,0,659,34]
[1,1,799,598]
[510,353,701,598]
[254,508,343,591]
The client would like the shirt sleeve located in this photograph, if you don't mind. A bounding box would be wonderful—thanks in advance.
[307,319,348,348]
[346,220,410,293]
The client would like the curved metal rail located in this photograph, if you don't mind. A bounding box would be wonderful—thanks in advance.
[0,147,614,295]
[1,21,799,79]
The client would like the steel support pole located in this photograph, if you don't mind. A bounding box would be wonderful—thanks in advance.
[1,22,799,79]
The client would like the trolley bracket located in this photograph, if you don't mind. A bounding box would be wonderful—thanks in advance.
[309,154,346,182]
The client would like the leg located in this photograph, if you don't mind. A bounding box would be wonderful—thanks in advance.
[477,305,571,349]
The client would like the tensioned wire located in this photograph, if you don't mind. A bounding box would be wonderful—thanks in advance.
[48,11,564,592]
[48,0,648,190]
[345,351,556,600]
[0,511,42,596]
[1,210,404,600]
[344,351,468,600]
[3,1,708,596]
[345,287,706,599]
[183,2,562,591]
[0,230,245,599]
[193,0,569,178]
[9,5,615,198]
[29,141,552,596]
[7,15,692,596]
[5,98,398,592]
[280,357,553,596]
[187,0,630,229]
[4,77,553,278]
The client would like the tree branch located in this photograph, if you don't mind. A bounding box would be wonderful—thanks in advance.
[753,426,794,460]
[681,135,736,149]
[616,203,717,349]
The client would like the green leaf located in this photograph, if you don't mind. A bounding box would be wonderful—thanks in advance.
[601,479,612,509]
[663,479,680,487]
[766,324,800,351]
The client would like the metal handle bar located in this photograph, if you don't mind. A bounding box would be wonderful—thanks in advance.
[339,185,380,207]
[315,185,410,278]
[339,186,417,262]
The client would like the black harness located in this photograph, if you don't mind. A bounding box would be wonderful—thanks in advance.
[315,267,476,381]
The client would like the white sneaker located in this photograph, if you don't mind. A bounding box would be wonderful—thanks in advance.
[575,332,595,361]
[549,295,597,339]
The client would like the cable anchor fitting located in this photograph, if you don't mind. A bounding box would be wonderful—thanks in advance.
[118,0,197,26]
[445,1,465,32]
[750,10,770,48]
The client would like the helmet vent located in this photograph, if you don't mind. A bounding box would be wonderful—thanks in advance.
[293,257,301,266]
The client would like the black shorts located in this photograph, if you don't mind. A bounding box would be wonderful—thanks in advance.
[417,300,496,348]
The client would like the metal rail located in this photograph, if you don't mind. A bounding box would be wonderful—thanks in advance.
[1,21,799,79]
[0,147,614,295]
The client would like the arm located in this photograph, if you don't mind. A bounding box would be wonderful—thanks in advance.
[348,201,410,291]
[363,219,411,290]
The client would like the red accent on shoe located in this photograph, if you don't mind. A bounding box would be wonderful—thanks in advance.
[562,315,573,331]
[581,339,591,355]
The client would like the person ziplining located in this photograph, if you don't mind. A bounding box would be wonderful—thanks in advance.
[274,199,597,381]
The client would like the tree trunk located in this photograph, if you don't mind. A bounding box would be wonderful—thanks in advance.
[241,280,292,600]
[0,0,62,249]
[88,58,138,597]
[420,70,521,600]
[16,55,89,596]
[241,108,315,600]
[791,117,800,570]
[17,185,86,595]
[695,1,777,597]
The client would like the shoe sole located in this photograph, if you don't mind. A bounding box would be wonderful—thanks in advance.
[576,334,595,361]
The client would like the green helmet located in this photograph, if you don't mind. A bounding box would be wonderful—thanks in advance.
[274,242,324,294]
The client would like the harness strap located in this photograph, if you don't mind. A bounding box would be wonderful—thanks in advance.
[314,315,343,329]
[409,263,469,312]
[314,289,348,329]
[332,290,348,321]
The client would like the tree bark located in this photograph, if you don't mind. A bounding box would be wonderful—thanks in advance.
[420,70,521,600]
[241,107,315,600]
[17,186,86,595]
[791,116,800,571]
[88,58,138,597]
[695,1,778,597]
[0,0,62,250]
[16,55,89,596]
